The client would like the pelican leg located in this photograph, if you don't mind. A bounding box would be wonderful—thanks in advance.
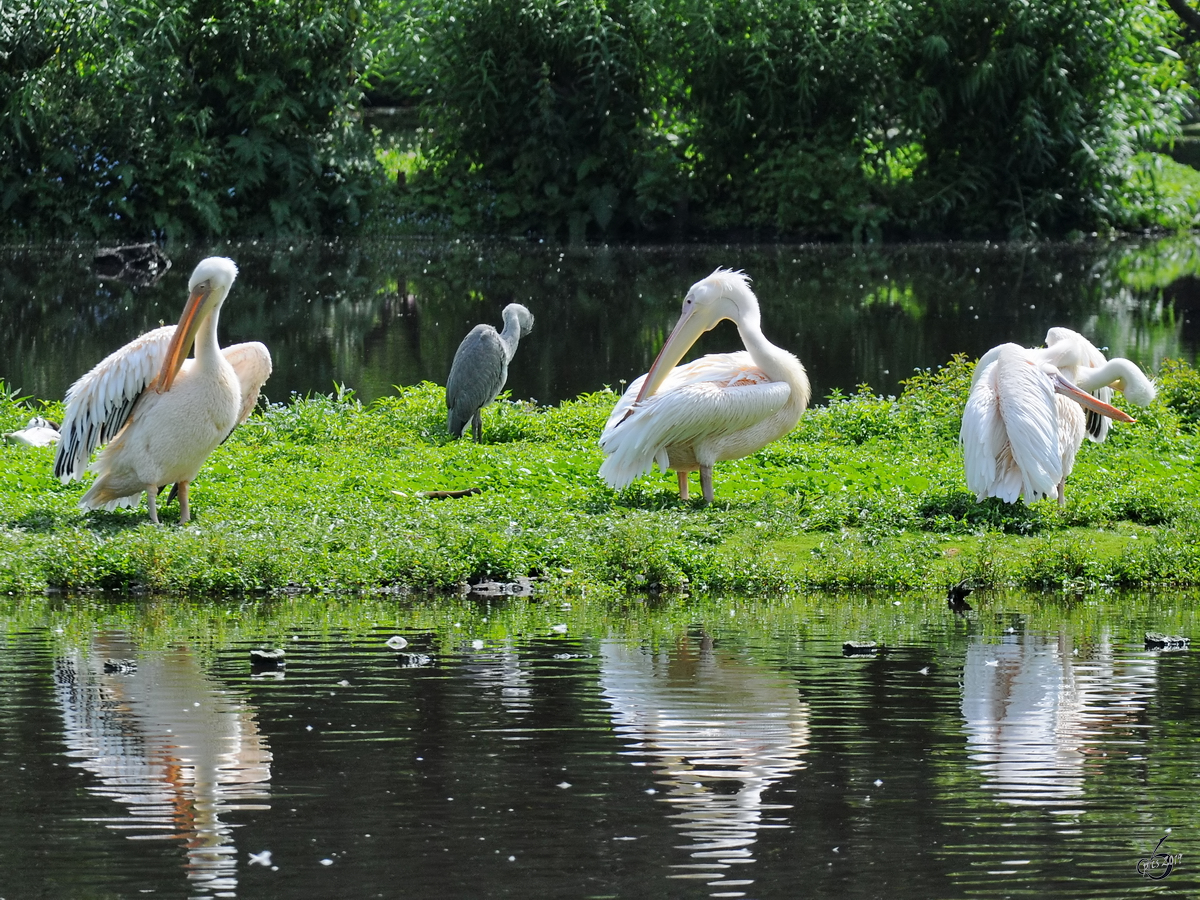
[146,486,160,525]
[178,480,191,524]
[677,470,690,501]
[700,465,714,505]
[1057,481,1066,507]
[472,410,482,443]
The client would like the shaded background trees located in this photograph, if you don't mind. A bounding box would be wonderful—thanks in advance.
[395,0,1192,240]
[2,0,1196,241]
[1,0,378,241]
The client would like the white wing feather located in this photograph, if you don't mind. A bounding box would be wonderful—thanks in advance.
[960,347,1062,502]
[998,355,1062,502]
[599,351,791,489]
[54,333,272,484]
[1044,328,1113,443]
[222,341,273,424]
[53,325,175,482]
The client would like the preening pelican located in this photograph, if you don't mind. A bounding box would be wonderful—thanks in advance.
[599,269,810,503]
[4,416,59,447]
[446,303,535,441]
[960,328,1155,505]
[54,257,272,523]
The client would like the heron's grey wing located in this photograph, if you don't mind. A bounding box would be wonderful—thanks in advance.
[222,341,274,424]
[446,326,506,434]
[54,325,176,482]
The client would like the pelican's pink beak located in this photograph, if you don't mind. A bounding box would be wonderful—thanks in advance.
[156,280,214,393]
[1051,372,1135,423]
[634,299,719,404]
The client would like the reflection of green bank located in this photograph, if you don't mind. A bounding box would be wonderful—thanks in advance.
[2,237,1200,409]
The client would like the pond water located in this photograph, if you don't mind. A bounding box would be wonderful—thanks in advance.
[1,591,1197,899]
[3,236,1200,408]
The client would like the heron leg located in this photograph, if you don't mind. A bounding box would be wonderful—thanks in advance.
[146,486,160,525]
[472,410,482,443]
[700,465,714,505]
[178,481,191,524]
[677,470,690,501]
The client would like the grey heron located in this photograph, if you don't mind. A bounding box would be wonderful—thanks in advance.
[446,303,535,442]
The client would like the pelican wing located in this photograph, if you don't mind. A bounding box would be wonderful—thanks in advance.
[53,325,176,482]
[1044,328,1112,443]
[599,353,791,490]
[961,351,1062,502]
[961,359,1011,499]
[222,341,273,424]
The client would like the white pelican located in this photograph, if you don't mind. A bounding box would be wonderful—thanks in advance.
[960,328,1155,505]
[599,269,810,503]
[446,303,535,441]
[4,416,59,447]
[53,257,272,523]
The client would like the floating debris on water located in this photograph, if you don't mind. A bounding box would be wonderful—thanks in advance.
[842,640,879,656]
[251,648,286,671]
[468,577,533,597]
[385,635,409,650]
[1145,632,1190,651]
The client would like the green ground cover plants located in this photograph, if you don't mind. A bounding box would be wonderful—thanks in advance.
[3,355,1200,598]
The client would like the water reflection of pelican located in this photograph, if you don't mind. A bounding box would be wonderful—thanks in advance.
[54,633,272,896]
[961,629,1156,809]
[600,635,809,896]
[461,642,533,718]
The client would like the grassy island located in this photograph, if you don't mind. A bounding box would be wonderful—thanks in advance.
[3,356,1200,598]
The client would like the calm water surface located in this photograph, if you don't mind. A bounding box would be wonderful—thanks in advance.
[1,592,1197,899]
[3,236,1200,406]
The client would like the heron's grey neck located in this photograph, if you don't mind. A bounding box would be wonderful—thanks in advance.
[498,309,526,363]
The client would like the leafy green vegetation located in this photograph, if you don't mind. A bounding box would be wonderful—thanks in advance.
[386,0,1195,240]
[3,356,1200,597]
[2,0,380,240]
[6,0,1200,240]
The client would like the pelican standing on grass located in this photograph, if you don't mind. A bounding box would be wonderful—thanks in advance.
[599,269,810,503]
[446,303,535,442]
[960,328,1155,505]
[54,257,272,524]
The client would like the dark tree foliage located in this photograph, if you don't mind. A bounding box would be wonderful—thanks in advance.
[1,0,379,241]
[394,0,1189,240]
[400,0,683,241]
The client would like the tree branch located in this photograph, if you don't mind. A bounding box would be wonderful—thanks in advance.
[1164,0,1200,40]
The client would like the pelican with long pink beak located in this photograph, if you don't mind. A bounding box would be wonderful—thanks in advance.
[600,269,810,503]
[54,257,272,523]
[961,329,1155,505]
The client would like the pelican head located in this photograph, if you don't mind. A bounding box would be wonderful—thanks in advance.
[636,269,756,402]
[157,257,239,392]
[1033,358,1136,423]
